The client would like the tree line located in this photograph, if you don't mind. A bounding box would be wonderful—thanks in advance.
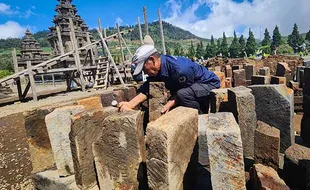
[169,23,310,59]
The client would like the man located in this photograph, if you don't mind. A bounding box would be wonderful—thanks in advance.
[119,44,220,114]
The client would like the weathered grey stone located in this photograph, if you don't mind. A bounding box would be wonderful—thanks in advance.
[70,107,117,189]
[276,62,292,85]
[149,82,167,122]
[254,121,280,170]
[228,86,257,158]
[198,114,209,167]
[259,67,270,76]
[92,110,146,190]
[284,144,310,190]
[233,69,246,87]
[249,85,294,153]
[206,112,246,190]
[146,107,198,190]
[250,164,289,190]
[301,68,310,143]
[251,75,271,85]
[45,105,85,177]
[245,64,255,80]
[0,113,33,190]
[210,88,229,113]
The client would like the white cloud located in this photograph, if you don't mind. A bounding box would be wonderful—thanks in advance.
[116,17,123,25]
[164,0,310,39]
[0,3,18,15]
[0,21,27,39]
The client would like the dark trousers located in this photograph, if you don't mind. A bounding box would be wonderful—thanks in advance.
[176,83,216,114]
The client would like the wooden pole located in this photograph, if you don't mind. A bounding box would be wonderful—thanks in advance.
[56,26,65,55]
[143,6,149,36]
[137,17,143,45]
[103,28,107,38]
[97,28,125,87]
[158,9,166,55]
[87,32,95,66]
[27,61,37,102]
[12,48,23,99]
[52,74,55,86]
[98,18,102,34]
[116,23,125,63]
[120,35,133,58]
[69,18,85,91]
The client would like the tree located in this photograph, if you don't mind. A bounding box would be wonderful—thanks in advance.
[288,23,304,52]
[221,32,229,57]
[216,38,221,55]
[239,35,246,57]
[271,25,282,49]
[246,29,256,56]
[166,48,172,55]
[196,40,204,59]
[229,31,241,58]
[187,40,196,59]
[277,44,294,54]
[174,45,180,56]
[261,28,271,46]
[205,43,213,59]
[209,35,217,57]
[307,29,310,41]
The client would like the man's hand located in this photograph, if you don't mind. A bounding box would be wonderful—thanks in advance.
[118,102,133,112]
[161,99,176,114]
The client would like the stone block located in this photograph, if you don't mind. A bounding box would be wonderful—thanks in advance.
[259,67,271,76]
[146,107,198,190]
[271,76,287,85]
[232,65,243,71]
[295,66,305,83]
[245,64,255,80]
[228,86,257,158]
[294,96,303,113]
[300,70,305,88]
[70,107,117,189]
[214,71,225,88]
[0,113,33,190]
[198,114,209,166]
[210,88,229,113]
[215,66,221,72]
[45,105,85,177]
[225,65,232,78]
[276,62,291,77]
[24,107,55,174]
[149,82,168,122]
[233,69,246,87]
[251,75,271,85]
[301,68,310,143]
[250,164,289,190]
[294,113,303,135]
[77,96,103,110]
[254,121,280,170]
[100,89,126,107]
[249,85,294,153]
[206,112,246,190]
[304,59,310,67]
[284,144,310,190]
[92,110,146,190]
[225,77,232,88]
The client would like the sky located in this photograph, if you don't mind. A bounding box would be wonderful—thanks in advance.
[0,0,310,40]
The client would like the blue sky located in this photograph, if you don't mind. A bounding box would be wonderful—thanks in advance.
[0,0,310,39]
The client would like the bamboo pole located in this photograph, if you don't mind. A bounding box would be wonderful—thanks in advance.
[116,23,125,63]
[27,61,37,101]
[143,6,149,36]
[12,48,23,99]
[158,9,166,54]
[69,18,85,91]
[137,17,143,45]
[56,26,65,55]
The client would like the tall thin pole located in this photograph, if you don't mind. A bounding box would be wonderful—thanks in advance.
[143,6,149,36]
[116,23,125,64]
[158,9,166,54]
[56,26,65,55]
[98,18,102,34]
[103,28,107,38]
[137,17,143,45]
[27,61,37,102]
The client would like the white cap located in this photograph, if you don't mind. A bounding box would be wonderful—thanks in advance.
[132,44,157,76]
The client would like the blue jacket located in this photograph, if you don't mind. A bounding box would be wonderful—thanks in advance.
[139,55,220,95]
